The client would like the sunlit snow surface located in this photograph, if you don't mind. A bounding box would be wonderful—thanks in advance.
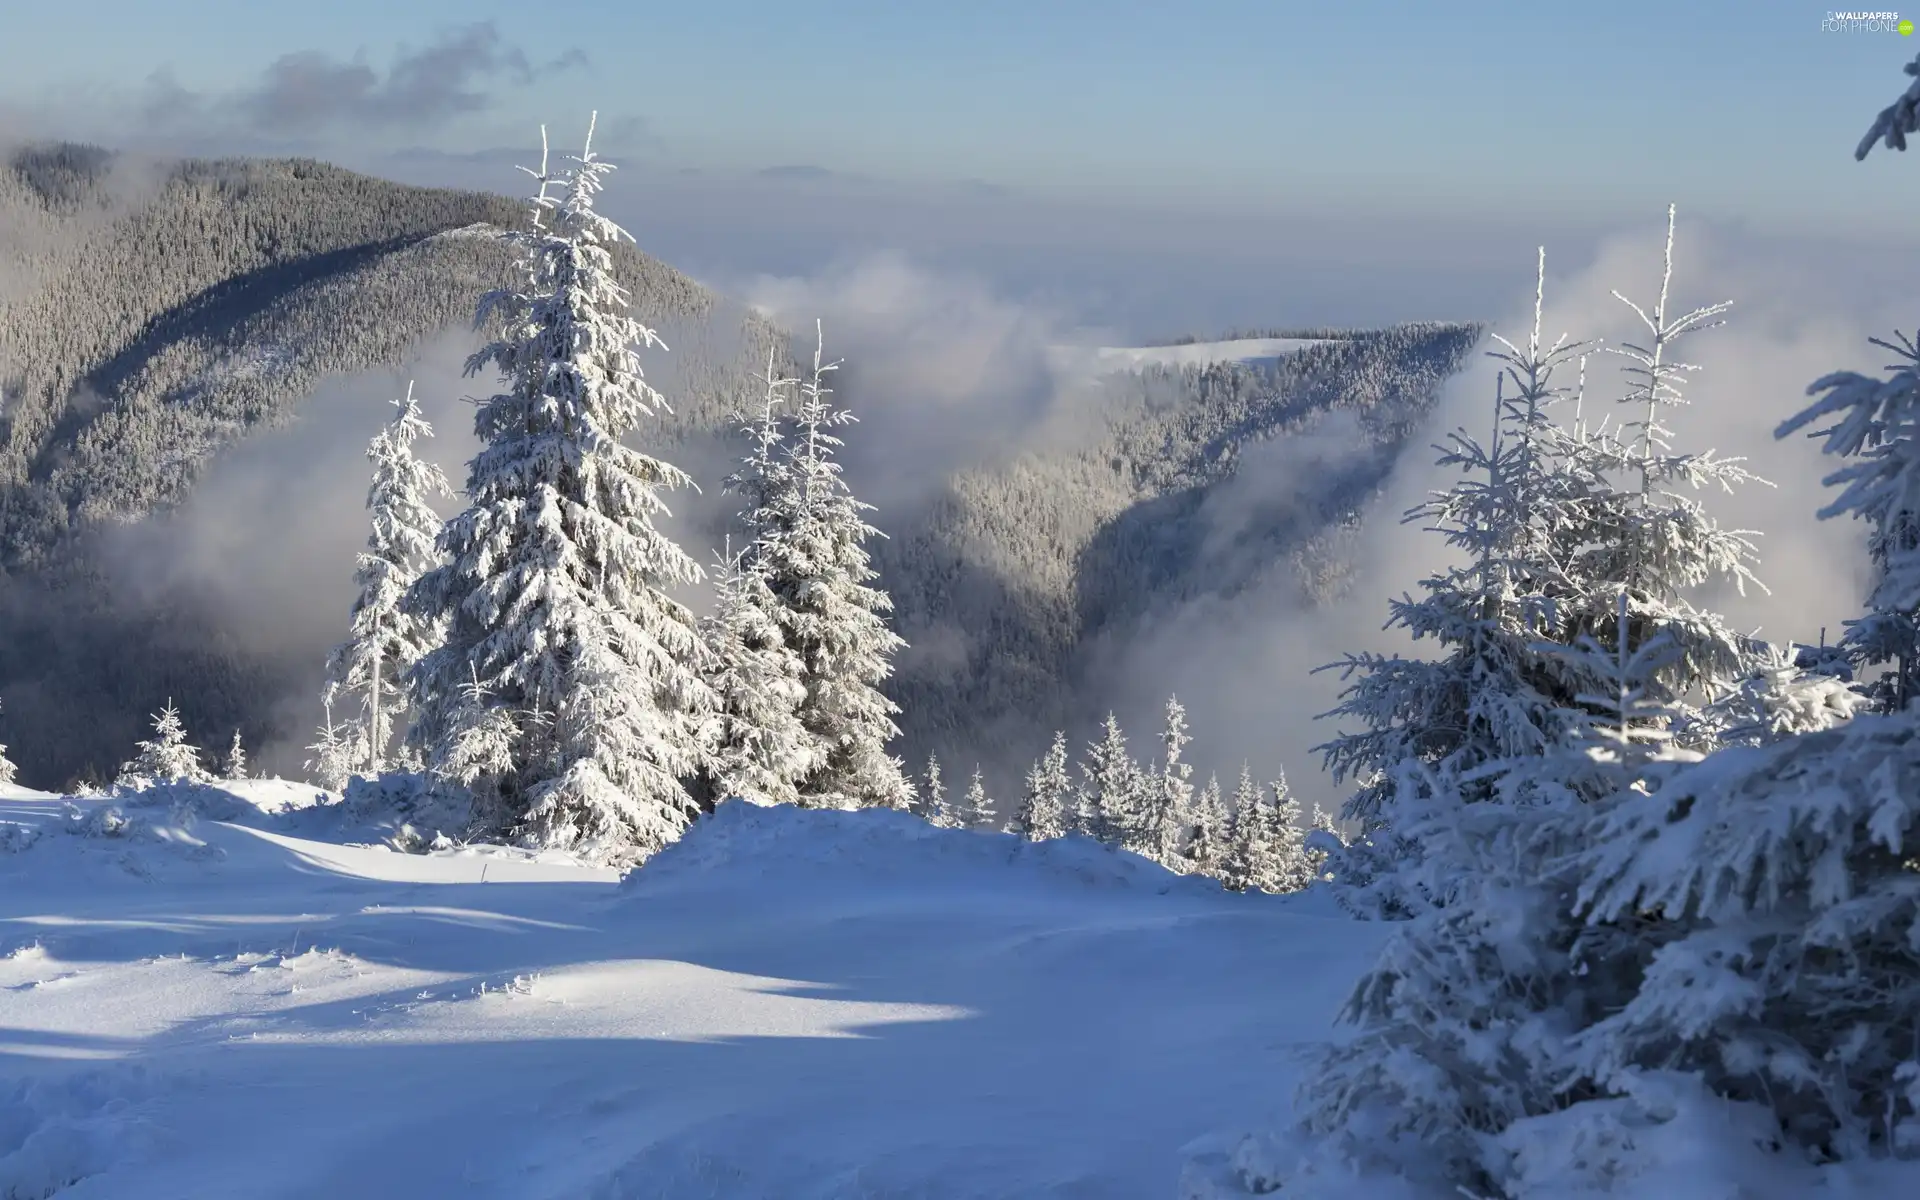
[0,784,1372,1199]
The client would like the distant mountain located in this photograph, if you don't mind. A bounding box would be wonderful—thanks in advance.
[0,142,1479,789]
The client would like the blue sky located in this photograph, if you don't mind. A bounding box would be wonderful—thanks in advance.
[4,1,1918,338]
[4,1,1915,231]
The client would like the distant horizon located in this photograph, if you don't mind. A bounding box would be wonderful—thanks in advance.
[6,4,1919,241]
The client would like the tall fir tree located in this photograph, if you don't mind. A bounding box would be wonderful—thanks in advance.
[699,349,819,808]
[1314,250,1599,915]
[1014,730,1073,840]
[405,116,714,866]
[755,323,913,810]
[1080,712,1139,848]
[325,381,452,776]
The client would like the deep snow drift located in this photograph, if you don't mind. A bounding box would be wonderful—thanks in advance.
[0,784,1375,1199]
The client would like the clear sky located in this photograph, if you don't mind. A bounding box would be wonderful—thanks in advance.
[4,0,1918,238]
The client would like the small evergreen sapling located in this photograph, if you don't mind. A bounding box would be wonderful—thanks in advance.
[224,730,248,780]
[121,700,209,786]
[306,684,364,792]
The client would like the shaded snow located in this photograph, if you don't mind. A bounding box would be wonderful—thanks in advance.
[0,792,1372,1198]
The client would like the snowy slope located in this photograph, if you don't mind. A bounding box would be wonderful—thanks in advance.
[0,789,1378,1199]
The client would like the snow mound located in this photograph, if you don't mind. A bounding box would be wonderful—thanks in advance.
[631,799,1220,898]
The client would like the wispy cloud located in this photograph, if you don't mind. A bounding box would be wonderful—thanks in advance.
[139,24,585,139]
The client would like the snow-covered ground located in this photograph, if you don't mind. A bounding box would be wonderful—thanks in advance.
[0,784,1377,1199]
[1049,337,1332,379]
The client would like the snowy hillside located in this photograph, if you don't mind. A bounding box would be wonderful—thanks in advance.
[0,787,1375,1199]
[1047,336,1332,379]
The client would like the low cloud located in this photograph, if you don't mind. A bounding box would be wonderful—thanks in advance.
[1095,211,1899,812]
[738,251,1121,518]
[96,332,484,776]
[139,24,585,140]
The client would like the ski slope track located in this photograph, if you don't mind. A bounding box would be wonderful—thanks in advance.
[0,784,1375,1199]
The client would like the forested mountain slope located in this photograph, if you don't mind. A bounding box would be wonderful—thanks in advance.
[0,142,1478,787]
[0,144,781,782]
[883,324,1479,779]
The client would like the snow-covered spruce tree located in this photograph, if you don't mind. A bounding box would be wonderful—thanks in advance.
[323,381,452,776]
[746,322,913,810]
[696,350,819,808]
[0,700,17,786]
[1079,712,1140,848]
[1551,206,1771,736]
[404,116,714,867]
[1183,772,1230,877]
[1776,328,1920,713]
[956,765,992,829]
[423,664,519,834]
[1265,772,1318,893]
[119,700,209,786]
[224,730,248,780]
[696,538,820,808]
[1429,72,1920,1179]
[1014,730,1072,840]
[1219,765,1278,893]
[1284,594,1704,1197]
[1314,250,1598,916]
[921,754,961,829]
[1147,695,1196,865]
